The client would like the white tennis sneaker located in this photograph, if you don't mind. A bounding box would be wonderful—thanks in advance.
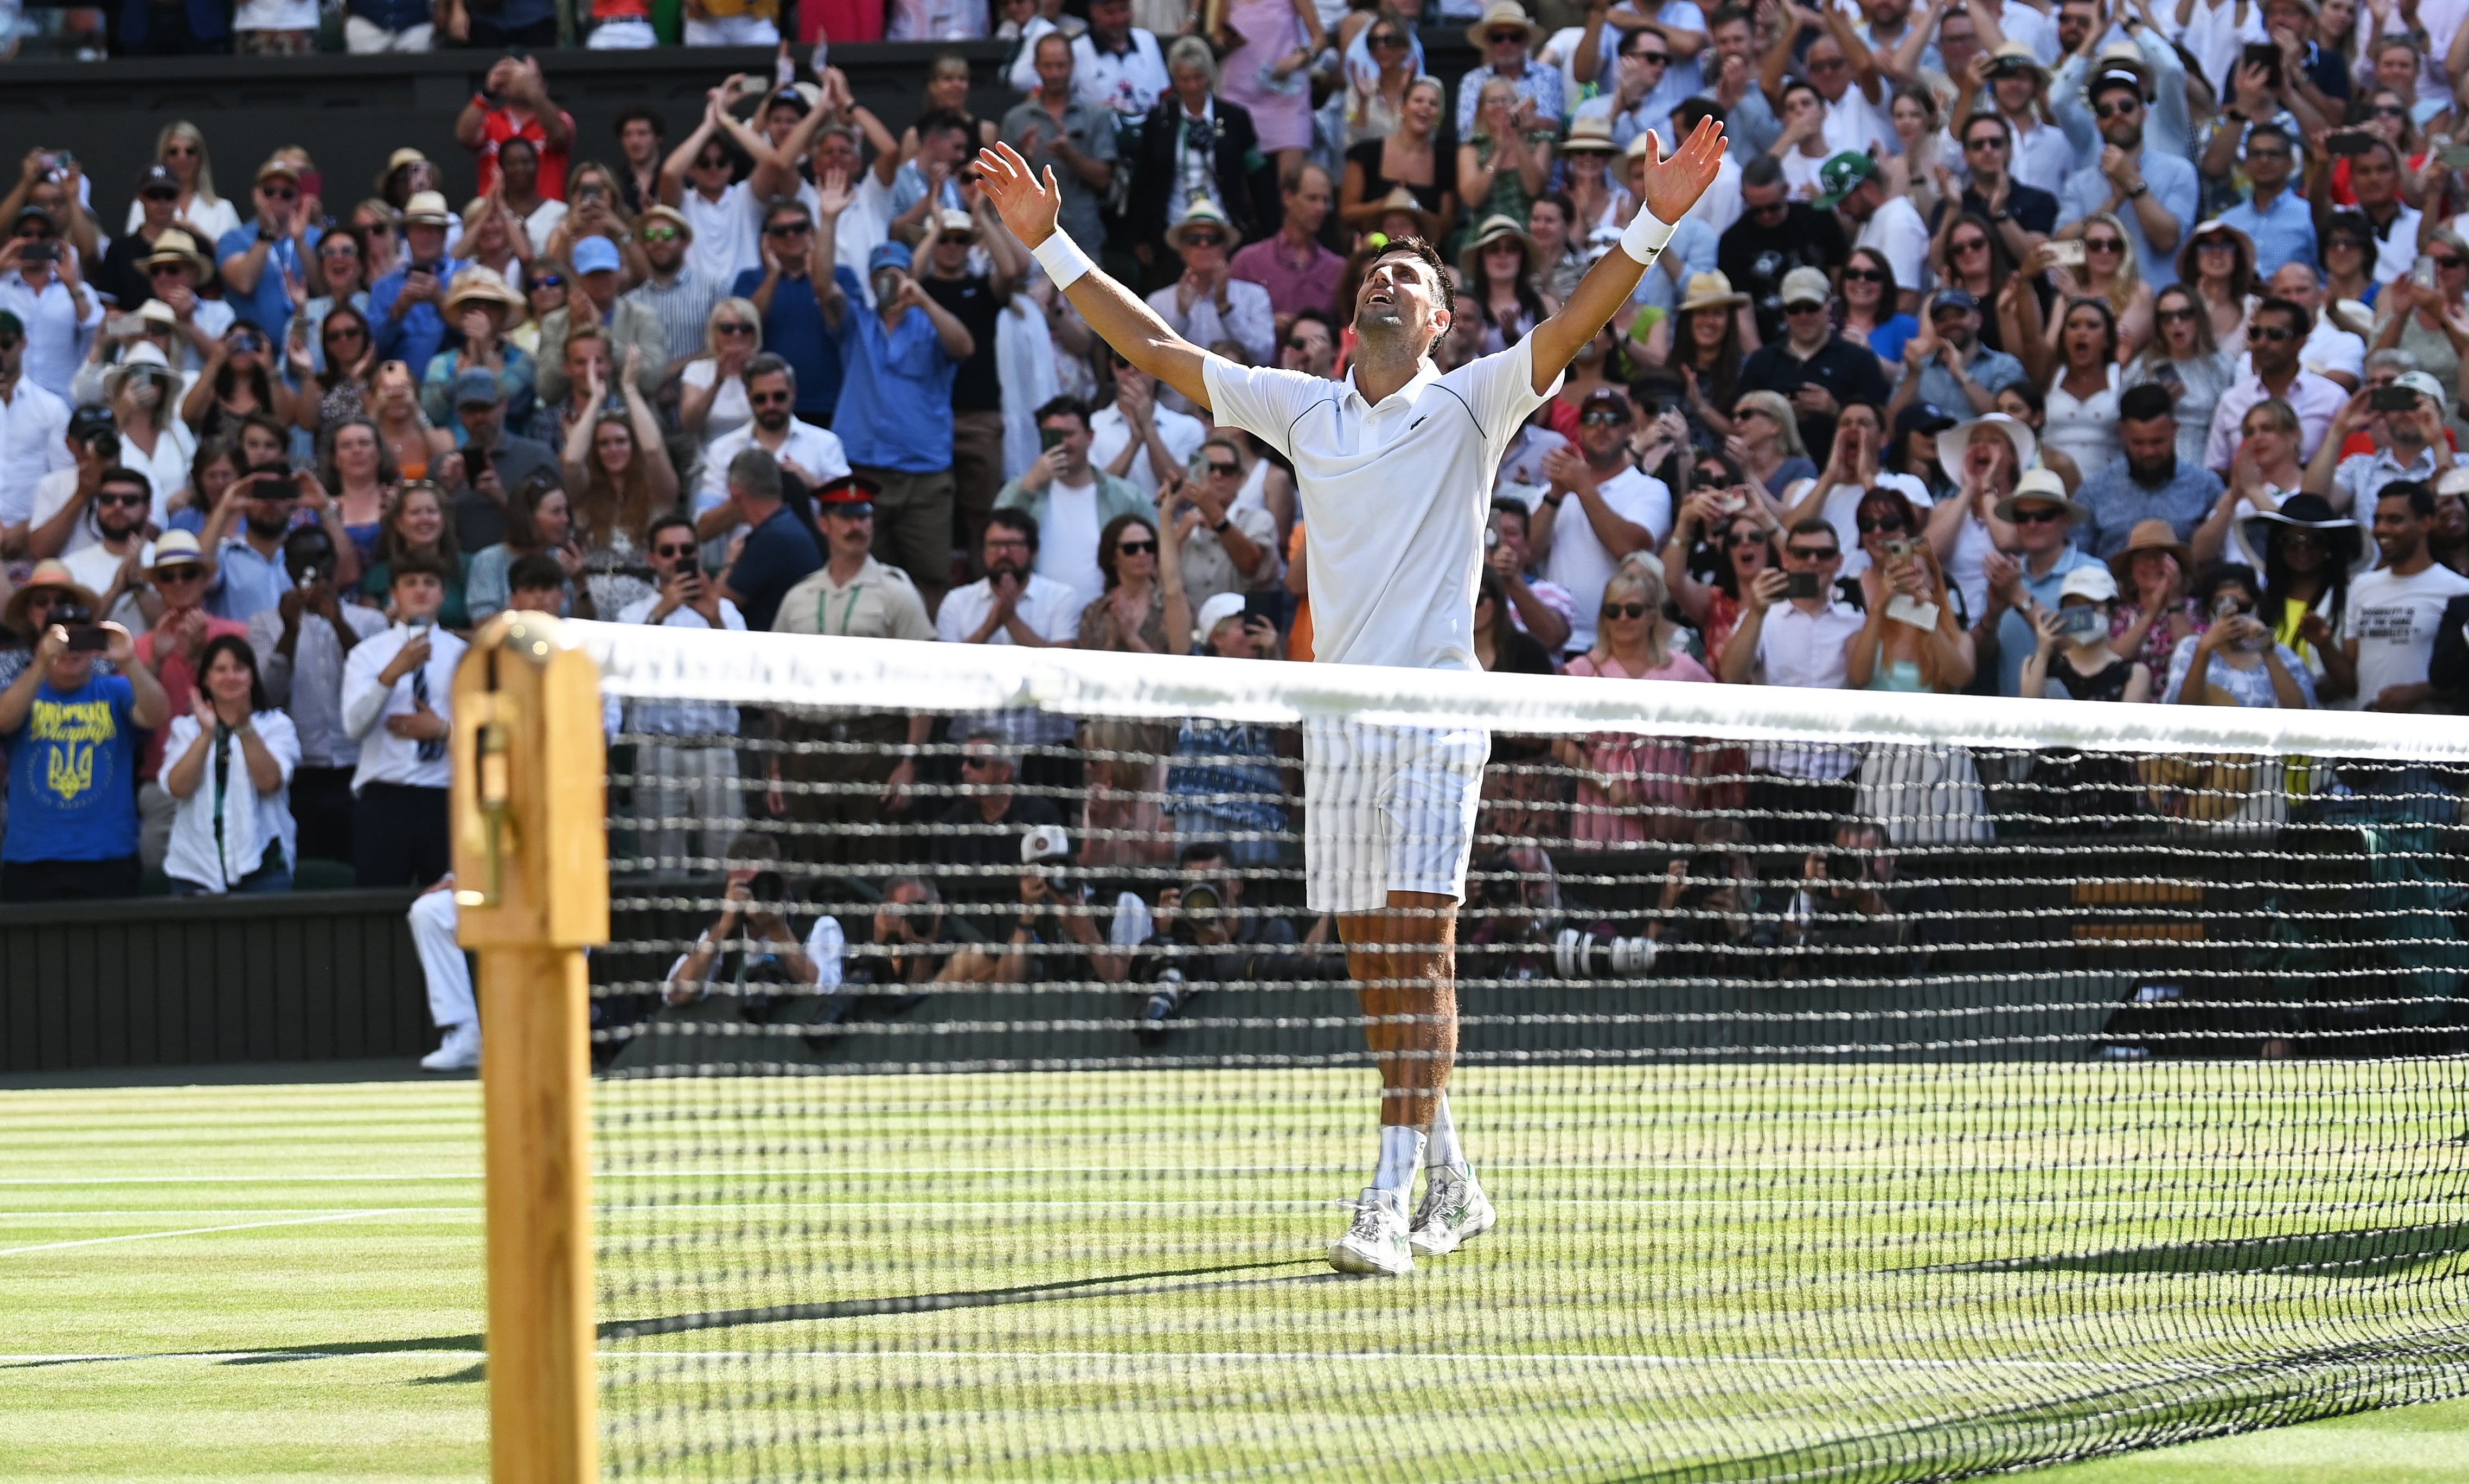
[1408,1166,1496,1257]
[1328,1187,1415,1277]
[419,1022,480,1073]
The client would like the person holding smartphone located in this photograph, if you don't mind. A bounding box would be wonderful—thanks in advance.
[992,395,1148,613]
[616,513,748,881]
[0,587,170,903]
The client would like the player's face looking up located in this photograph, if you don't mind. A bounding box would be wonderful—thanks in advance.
[1353,248,1453,358]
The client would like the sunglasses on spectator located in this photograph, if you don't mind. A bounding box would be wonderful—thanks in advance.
[1284,336,1317,351]
[1784,300,1826,314]
[164,144,199,158]
[2246,146,2291,160]
[1205,460,1241,476]
[1786,545,1838,561]
[1600,602,1649,619]
[2093,99,2141,119]
[142,188,178,202]
[360,221,394,237]
[2011,506,2067,524]
[1182,232,1227,249]
[2084,237,2123,253]
[2249,324,2297,342]
[155,564,207,583]
[1749,199,1788,218]
[1580,410,1627,426]
[1843,267,1888,284]
[263,186,297,201]
[1367,29,1404,47]
[534,273,564,289]
[2196,238,2236,253]
[326,324,366,339]
[1807,55,1847,72]
[1965,135,2007,152]
[2374,104,2408,118]
[696,155,731,170]
[1487,28,1526,42]
[95,491,150,508]
[717,321,756,335]
[2157,306,2198,322]
[641,227,682,242]
[938,234,976,248]
[653,542,699,559]
[2432,254,2466,271]
[764,221,811,236]
[1116,539,1158,555]
[960,754,999,770]
[1632,50,1670,64]
[749,390,793,406]
[1856,515,1906,534]
[1951,236,1988,254]
[0,334,24,351]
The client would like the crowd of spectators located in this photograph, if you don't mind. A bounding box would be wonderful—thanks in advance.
[7,4,2469,1064]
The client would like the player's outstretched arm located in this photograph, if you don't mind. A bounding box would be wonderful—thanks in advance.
[976,142,1214,412]
[1525,117,1727,394]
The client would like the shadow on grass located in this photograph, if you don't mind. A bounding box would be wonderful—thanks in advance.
[1919,1221,2469,1279]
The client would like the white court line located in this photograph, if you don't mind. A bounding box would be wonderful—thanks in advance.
[0,1348,2126,1373]
[0,1209,410,1256]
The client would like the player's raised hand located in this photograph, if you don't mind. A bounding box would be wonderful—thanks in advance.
[1633,115,1728,225]
[974,143,1061,248]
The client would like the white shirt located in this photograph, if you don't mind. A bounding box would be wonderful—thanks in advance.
[1820,81,1893,160]
[680,356,752,450]
[1090,401,1205,497]
[2343,562,2469,712]
[1684,153,1742,234]
[234,0,317,28]
[935,571,1084,645]
[666,914,845,994]
[1034,477,1107,611]
[61,538,152,630]
[522,199,569,258]
[26,467,99,556]
[1146,278,1276,374]
[1073,28,1170,120]
[116,420,197,527]
[1536,465,1672,653]
[1202,336,1560,671]
[2006,114,2078,199]
[694,419,852,514]
[2366,204,2424,288]
[0,272,103,401]
[2241,317,2369,385]
[125,194,242,244]
[1749,598,1865,779]
[248,598,392,769]
[0,375,72,527]
[615,592,747,735]
[342,621,468,792]
[680,180,764,289]
[1856,197,1929,297]
[161,709,301,893]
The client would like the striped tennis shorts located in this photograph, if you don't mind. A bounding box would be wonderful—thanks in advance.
[1301,718,1489,914]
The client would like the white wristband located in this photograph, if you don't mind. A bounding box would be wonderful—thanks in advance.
[1620,209,1678,268]
[1031,231,1095,291]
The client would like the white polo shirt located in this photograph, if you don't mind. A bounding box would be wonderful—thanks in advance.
[1202,336,1560,671]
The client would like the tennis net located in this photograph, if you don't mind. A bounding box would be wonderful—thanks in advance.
[571,625,2469,1482]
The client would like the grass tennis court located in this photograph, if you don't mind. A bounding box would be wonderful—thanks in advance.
[6,1074,2467,1482]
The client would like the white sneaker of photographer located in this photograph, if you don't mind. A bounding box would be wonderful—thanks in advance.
[419,1022,481,1072]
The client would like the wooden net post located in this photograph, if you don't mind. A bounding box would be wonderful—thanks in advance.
[450,612,608,1484]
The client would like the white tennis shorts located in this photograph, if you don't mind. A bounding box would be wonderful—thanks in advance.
[1302,718,1489,913]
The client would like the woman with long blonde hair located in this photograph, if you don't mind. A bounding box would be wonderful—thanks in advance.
[1727,390,1814,500]
[2045,213,2152,359]
[1555,558,1716,846]
[126,120,240,242]
[679,297,763,445]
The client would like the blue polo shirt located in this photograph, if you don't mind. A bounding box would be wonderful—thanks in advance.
[2215,189,2318,277]
[211,536,293,623]
[216,221,319,348]
[731,265,841,421]
[3,673,140,863]
[830,266,960,474]
[369,257,469,383]
[2070,458,2225,561]
[1998,545,2102,697]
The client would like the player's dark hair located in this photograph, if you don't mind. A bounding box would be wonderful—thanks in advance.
[1363,235,1455,332]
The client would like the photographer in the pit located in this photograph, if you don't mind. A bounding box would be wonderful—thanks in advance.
[1554,822,1782,985]
[1785,816,1946,975]
[660,834,845,1027]
[1136,839,1298,1042]
[839,873,999,1017]
[1461,845,1565,986]
[997,823,1146,992]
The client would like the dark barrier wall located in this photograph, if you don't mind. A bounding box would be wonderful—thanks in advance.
[1,888,427,1072]
[0,35,1479,229]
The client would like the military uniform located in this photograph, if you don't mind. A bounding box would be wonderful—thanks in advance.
[771,555,935,872]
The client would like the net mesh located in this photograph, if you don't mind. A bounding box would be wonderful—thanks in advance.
[574,626,2469,1483]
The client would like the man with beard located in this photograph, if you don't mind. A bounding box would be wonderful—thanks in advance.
[2345,482,2469,712]
[57,465,155,630]
[694,354,851,535]
[443,370,559,555]
[623,205,727,375]
[2056,67,2195,288]
[2071,383,2225,558]
[2203,297,2349,470]
[202,463,323,622]
[974,115,1725,1275]
[936,508,1080,648]
[251,524,388,867]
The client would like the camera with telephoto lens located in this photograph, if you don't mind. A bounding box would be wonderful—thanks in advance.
[746,869,790,907]
[1178,882,1222,916]
[1553,925,1656,979]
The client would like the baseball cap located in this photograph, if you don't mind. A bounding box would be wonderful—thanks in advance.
[2393,370,2447,402]
[0,310,21,338]
[571,235,622,275]
[2059,565,2120,604]
[1195,591,1247,641]
[135,163,181,195]
[1020,822,1073,865]
[1928,287,1980,316]
[1812,151,1879,209]
[452,367,503,406]
[255,156,301,184]
[1779,266,1831,309]
[1579,387,1632,420]
[868,240,913,276]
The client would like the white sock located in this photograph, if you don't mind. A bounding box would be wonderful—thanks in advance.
[1426,1093,1467,1176]
[1372,1124,1426,1201]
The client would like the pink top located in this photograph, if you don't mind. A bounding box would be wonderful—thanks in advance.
[1561,649,1715,847]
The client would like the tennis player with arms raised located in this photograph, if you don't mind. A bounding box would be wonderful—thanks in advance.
[977,119,1725,1276]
